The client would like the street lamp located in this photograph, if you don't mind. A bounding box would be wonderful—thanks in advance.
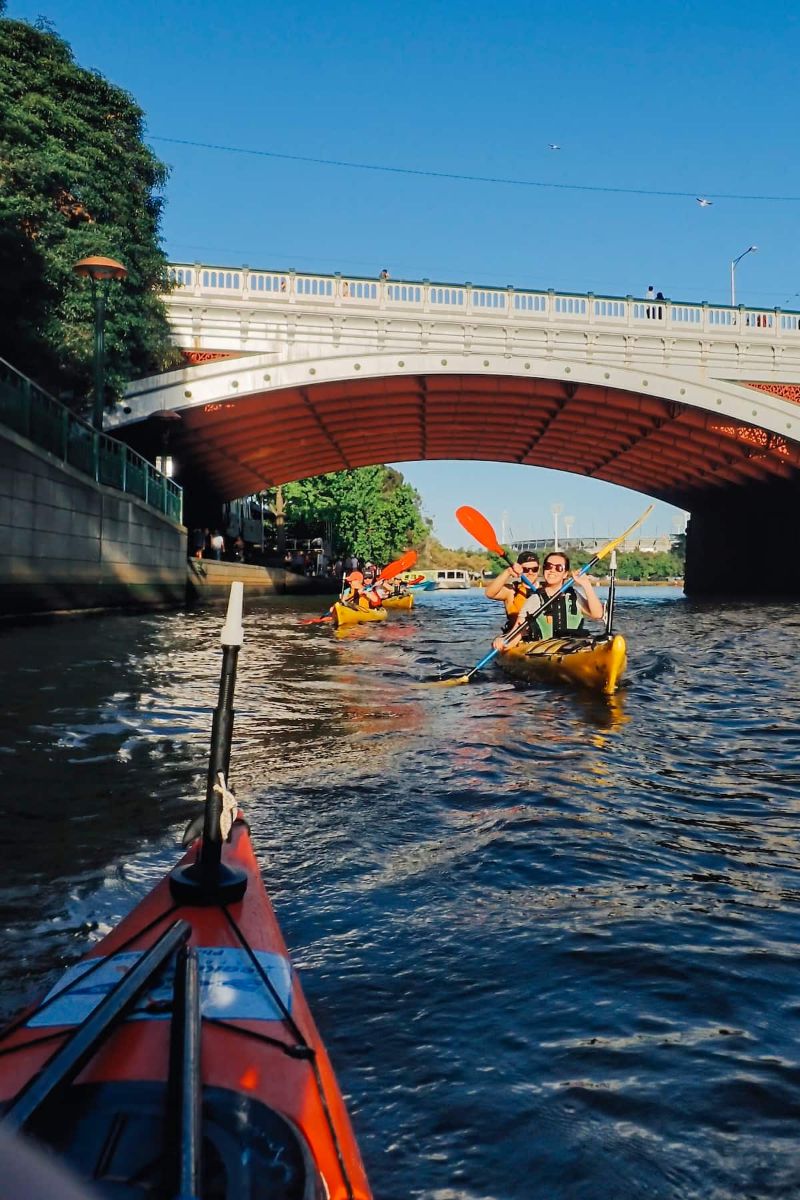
[564,514,575,544]
[729,245,757,306]
[72,255,127,430]
[551,502,563,551]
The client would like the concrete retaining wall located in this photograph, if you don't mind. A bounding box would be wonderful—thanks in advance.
[186,558,317,601]
[0,424,186,617]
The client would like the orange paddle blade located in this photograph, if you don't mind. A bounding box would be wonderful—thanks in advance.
[456,506,505,556]
[376,549,417,582]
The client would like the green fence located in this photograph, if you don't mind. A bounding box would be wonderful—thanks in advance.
[0,358,183,525]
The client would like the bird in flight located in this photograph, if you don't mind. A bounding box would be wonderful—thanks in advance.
[547,143,561,151]
[696,197,714,207]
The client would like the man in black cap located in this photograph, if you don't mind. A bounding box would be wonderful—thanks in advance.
[484,551,540,635]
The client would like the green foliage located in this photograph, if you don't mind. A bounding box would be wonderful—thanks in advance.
[612,549,684,581]
[416,537,494,572]
[0,14,178,410]
[271,466,429,562]
[549,546,684,581]
[477,543,685,583]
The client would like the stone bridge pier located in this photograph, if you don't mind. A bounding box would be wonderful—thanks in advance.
[685,478,800,596]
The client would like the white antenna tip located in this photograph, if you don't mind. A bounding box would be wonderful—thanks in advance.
[220,582,244,646]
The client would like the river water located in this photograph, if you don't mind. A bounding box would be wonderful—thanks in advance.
[1,587,800,1199]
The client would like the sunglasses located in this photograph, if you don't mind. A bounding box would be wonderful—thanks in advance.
[543,562,567,573]
[520,564,539,572]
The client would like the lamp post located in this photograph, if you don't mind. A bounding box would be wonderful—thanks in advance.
[729,245,757,307]
[551,502,563,551]
[72,256,127,430]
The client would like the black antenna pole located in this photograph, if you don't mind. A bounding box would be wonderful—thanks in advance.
[171,583,248,904]
[605,550,617,635]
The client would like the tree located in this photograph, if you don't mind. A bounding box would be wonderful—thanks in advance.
[271,465,429,562]
[0,9,178,410]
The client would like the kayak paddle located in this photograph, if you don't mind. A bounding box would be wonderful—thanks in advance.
[456,506,539,591]
[432,505,653,686]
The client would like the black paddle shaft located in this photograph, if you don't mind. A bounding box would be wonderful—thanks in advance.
[200,642,239,874]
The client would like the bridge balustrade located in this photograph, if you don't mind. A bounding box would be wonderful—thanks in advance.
[166,263,798,341]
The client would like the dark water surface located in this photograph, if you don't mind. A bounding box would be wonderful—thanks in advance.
[2,587,800,1199]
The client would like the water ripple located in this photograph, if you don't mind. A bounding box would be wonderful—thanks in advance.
[1,588,800,1197]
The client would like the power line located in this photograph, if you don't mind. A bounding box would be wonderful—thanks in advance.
[149,135,800,203]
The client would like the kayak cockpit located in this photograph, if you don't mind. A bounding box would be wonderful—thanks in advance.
[15,1081,324,1199]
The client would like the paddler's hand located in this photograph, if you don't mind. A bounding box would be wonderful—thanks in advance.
[492,636,507,652]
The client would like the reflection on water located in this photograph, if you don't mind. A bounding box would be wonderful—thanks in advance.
[2,586,800,1199]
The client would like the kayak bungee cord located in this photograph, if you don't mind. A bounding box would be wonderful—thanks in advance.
[0,901,183,1055]
[220,900,358,1200]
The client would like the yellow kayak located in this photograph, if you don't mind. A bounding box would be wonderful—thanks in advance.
[332,601,388,626]
[382,593,414,610]
[496,633,627,695]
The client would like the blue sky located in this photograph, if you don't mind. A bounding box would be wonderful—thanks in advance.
[10,0,799,545]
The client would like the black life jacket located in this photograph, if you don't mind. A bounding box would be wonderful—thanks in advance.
[527,585,585,639]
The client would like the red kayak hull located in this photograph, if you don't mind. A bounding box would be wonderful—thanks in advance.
[0,819,371,1199]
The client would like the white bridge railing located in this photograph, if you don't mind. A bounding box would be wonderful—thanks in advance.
[166,264,800,338]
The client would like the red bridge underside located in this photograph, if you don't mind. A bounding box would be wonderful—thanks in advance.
[129,374,800,505]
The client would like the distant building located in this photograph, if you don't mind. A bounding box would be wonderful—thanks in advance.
[511,533,675,554]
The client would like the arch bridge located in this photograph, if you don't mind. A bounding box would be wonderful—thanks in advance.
[111,265,800,594]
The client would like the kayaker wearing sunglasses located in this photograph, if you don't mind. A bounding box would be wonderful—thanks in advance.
[494,551,604,650]
[484,551,541,635]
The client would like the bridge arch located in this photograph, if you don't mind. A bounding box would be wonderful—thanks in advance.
[115,350,800,513]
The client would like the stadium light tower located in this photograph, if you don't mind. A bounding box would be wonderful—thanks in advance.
[551,502,563,550]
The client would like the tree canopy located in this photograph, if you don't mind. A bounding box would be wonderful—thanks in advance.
[274,465,430,563]
[0,8,177,410]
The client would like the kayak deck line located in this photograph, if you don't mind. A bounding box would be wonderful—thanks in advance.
[25,945,295,1028]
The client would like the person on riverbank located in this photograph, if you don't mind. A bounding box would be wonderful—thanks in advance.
[190,528,207,559]
[493,551,604,650]
[209,530,225,560]
[484,552,540,635]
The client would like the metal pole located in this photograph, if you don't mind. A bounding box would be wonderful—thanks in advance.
[730,260,736,307]
[605,550,617,634]
[92,279,107,432]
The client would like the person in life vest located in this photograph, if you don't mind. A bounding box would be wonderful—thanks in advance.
[371,576,394,604]
[484,551,541,636]
[493,551,604,651]
[343,570,382,610]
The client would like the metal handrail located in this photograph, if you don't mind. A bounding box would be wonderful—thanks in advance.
[0,357,183,524]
